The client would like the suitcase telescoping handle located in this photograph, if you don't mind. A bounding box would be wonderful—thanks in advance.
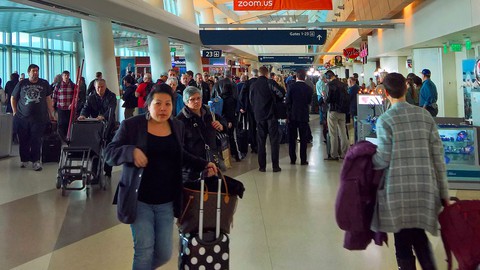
[198,171,227,240]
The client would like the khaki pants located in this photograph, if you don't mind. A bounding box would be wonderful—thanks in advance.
[327,111,349,158]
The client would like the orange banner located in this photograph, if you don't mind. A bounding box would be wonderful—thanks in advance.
[233,0,333,11]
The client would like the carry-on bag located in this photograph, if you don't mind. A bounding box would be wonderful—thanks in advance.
[236,113,249,155]
[179,172,231,270]
[179,173,244,234]
[439,197,480,270]
[42,121,62,163]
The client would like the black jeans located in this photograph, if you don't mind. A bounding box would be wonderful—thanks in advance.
[256,119,280,169]
[14,116,47,163]
[288,120,310,163]
[394,228,437,270]
[57,109,71,141]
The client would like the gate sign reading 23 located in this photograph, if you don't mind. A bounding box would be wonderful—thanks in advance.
[202,50,222,58]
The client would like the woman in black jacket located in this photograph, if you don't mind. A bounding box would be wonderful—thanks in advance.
[176,86,227,181]
[221,83,241,161]
[105,84,217,270]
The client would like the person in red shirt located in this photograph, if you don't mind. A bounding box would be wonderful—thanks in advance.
[135,73,153,114]
[52,70,75,142]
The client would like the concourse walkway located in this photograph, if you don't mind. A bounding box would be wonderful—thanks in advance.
[0,117,475,270]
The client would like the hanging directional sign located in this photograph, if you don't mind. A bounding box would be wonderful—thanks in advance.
[281,65,310,71]
[200,30,327,45]
[202,50,222,58]
[258,56,314,64]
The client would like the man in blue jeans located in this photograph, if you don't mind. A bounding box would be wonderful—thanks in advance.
[11,64,55,171]
[372,73,449,270]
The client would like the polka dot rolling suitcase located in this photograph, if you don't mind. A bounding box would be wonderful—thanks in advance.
[179,173,230,270]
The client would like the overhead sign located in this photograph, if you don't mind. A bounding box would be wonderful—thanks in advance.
[281,65,310,71]
[202,50,222,58]
[233,0,332,11]
[258,56,314,64]
[343,48,360,59]
[200,30,327,46]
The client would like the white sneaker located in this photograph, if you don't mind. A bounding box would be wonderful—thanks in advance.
[20,162,29,168]
[32,161,43,171]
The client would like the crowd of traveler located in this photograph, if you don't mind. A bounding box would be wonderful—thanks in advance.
[1,63,447,270]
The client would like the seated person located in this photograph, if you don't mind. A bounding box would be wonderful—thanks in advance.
[78,78,117,178]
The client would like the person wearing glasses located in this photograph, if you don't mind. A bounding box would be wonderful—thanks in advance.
[176,86,227,182]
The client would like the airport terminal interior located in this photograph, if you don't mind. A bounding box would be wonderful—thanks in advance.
[1,0,480,269]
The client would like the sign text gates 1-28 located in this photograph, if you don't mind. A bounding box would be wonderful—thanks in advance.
[200,30,327,46]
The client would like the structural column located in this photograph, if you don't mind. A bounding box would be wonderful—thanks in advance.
[200,7,215,24]
[145,0,172,79]
[177,0,203,74]
[81,18,119,95]
[6,32,12,76]
[42,39,50,81]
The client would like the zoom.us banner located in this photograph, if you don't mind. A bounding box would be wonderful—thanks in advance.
[233,0,332,11]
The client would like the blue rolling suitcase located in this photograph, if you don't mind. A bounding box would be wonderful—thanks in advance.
[179,175,230,270]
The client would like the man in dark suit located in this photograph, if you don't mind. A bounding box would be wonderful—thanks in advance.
[250,66,285,172]
[286,69,313,165]
[239,69,258,153]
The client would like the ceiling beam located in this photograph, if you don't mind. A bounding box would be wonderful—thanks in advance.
[0,7,51,13]
[203,0,239,22]
[201,19,405,29]
[25,25,81,34]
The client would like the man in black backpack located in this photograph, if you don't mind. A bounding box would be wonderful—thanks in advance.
[325,70,349,160]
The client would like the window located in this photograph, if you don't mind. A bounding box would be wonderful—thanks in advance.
[19,32,30,47]
[19,50,30,74]
[53,39,62,50]
[31,36,42,48]
[0,47,5,83]
[11,32,18,45]
[0,32,4,45]
[63,41,73,51]
[31,52,42,69]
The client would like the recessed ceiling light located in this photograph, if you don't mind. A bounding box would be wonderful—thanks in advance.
[56,34,60,37]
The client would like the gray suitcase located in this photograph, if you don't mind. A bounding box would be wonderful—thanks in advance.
[0,114,13,158]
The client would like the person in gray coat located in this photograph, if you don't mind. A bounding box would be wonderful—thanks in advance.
[372,73,449,270]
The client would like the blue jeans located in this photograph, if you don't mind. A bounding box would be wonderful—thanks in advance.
[131,201,174,270]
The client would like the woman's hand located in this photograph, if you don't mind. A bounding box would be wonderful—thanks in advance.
[228,122,232,129]
[211,120,223,131]
[205,162,218,177]
[133,148,148,168]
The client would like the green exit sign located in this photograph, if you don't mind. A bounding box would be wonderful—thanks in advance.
[170,47,176,52]
[450,43,462,52]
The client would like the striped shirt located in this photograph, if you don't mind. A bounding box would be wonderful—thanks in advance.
[372,101,448,235]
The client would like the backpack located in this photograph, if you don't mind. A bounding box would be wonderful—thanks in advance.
[439,198,480,270]
[335,84,350,114]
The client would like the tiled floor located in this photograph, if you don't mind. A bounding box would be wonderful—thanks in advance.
[1,117,477,270]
